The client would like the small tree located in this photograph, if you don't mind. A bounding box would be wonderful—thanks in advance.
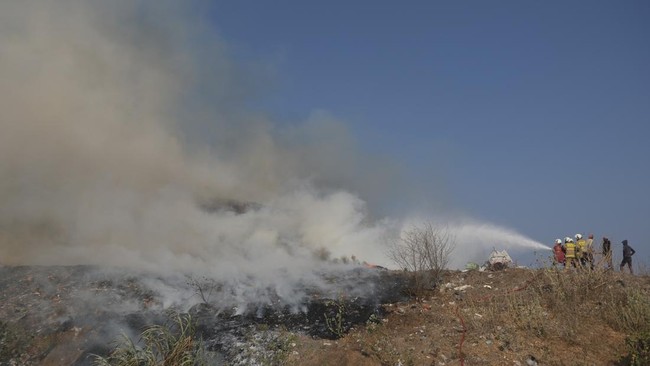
[388,222,455,297]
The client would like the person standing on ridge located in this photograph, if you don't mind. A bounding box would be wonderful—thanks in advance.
[602,237,613,270]
[620,240,636,274]
[564,237,577,270]
[585,234,595,270]
[553,239,565,268]
[575,234,587,268]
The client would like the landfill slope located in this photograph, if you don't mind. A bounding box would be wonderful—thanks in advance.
[1,266,649,365]
[287,268,650,366]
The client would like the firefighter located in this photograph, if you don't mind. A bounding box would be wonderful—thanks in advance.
[575,234,588,268]
[564,237,577,270]
[553,238,565,268]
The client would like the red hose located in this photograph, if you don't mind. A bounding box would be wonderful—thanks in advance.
[454,305,466,366]
[451,275,534,365]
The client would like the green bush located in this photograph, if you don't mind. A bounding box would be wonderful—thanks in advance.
[324,296,346,339]
[621,331,650,366]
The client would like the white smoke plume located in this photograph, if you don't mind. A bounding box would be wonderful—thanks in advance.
[0,0,394,305]
[0,1,547,308]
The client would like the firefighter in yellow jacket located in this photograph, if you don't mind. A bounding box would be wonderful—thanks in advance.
[575,233,588,268]
[564,237,578,269]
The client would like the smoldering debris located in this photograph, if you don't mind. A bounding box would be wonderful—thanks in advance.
[0,265,410,365]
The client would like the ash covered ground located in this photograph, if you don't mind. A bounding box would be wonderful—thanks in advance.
[0,265,410,365]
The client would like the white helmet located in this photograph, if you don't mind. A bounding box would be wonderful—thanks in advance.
[564,237,571,243]
[555,239,562,244]
[575,233,583,240]
[568,238,574,243]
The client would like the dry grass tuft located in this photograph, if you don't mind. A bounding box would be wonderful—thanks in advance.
[467,268,650,346]
[93,312,207,366]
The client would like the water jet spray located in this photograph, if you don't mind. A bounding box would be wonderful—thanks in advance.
[447,221,552,268]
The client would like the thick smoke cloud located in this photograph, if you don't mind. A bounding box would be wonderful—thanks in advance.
[0,0,394,282]
[0,2,549,309]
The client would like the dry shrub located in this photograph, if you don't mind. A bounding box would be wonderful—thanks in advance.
[537,268,609,305]
[532,269,650,334]
[603,288,650,334]
[466,289,550,341]
[506,292,548,337]
[533,269,650,341]
[387,223,455,298]
[468,268,650,344]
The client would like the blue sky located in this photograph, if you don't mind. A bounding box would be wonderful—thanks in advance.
[201,1,649,263]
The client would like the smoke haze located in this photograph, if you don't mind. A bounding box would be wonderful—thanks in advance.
[0,1,549,308]
[0,0,393,278]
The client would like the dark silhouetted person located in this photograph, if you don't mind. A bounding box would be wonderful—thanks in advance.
[619,240,635,274]
[602,237,612,270]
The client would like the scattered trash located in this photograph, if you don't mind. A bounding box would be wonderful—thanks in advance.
[453,285,472,291]
[483,285,492,289]
[526,355,539,366]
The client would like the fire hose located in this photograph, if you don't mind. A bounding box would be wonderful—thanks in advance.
[454,305,467,366]
[452,276,536,366]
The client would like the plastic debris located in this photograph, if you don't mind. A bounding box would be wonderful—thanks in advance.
[453,284,472,291]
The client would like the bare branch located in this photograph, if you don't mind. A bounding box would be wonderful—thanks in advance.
[387,222,456,297]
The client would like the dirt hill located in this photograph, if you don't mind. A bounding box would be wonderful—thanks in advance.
[1,265,649,366]
[287,268,650,366]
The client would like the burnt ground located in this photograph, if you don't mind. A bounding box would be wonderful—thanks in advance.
[1,265,649,366]
[0,265,409,365]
